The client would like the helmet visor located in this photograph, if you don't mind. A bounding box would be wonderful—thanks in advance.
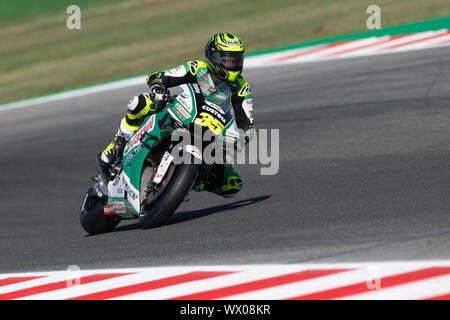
[218,51,244,72]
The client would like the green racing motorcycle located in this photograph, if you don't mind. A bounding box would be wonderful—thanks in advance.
[80,78,241,235]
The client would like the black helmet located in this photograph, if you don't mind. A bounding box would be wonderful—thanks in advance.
[204,32,245,82]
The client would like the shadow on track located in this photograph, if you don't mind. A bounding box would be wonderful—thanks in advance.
[167,194,272,226]
[112,194,271,232]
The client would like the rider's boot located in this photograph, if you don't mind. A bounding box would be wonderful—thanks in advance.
[193,164,243,198]
[213,164,243,198]
[100,131,127,166]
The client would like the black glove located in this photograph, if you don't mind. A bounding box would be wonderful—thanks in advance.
[149,83,170,105]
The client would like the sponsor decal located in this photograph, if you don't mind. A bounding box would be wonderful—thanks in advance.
[192,83,201,94]
[242,98,254,120]
[205,101,225,114]
[127,115,155,150]
[223,136,237,144]
[214,93,226,101]
[177,96,193,113]
[124,144,142,164]
[176,104,190,119]
[103,205,115,215]
[198,81,210,90]
[158,159,170,171]
[153,152,174,184]
[112,202,126,214]
[226,127,240,138]
[172,107,186,121]
[243,98,253,107]
[167,108,182,123]
[124,179,138,200]
[202,104,226,123]
[198,72,209,82]
[163,152,171,161]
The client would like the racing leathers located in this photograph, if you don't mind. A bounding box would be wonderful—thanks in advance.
[101,60,255,197]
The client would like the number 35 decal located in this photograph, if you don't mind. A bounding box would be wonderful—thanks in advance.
[194,112,224,135]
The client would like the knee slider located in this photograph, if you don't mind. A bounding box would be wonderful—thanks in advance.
[127,95,143,113]
[127,96,139,112]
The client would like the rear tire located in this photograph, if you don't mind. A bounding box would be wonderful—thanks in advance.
[80,192,120,235]
[139,158,201,229]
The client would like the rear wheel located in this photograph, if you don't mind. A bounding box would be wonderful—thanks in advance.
[80,191,120,235]
[139,156,201,229]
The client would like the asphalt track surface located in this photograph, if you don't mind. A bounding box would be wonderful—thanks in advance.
[1,47,449,273]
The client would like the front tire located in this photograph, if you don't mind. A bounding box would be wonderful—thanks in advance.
[139,160,201,229]
[80,191,120,235]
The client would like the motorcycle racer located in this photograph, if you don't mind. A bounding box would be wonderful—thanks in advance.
[101,32,255,198]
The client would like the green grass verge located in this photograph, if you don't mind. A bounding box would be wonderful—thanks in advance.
[1,0,450,104]
[0,0,125,21]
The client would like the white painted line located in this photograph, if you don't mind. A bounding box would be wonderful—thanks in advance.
[0,76,145,112]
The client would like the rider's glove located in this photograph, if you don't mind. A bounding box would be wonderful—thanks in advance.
[244,126,256,144]
[149,83,170,105]
[235,126,256,151]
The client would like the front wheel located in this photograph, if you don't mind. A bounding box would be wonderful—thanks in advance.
[80,191,120,235]
[139,159,201,229]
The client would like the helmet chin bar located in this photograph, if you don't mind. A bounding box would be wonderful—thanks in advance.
[225,70,241,82]
[209,64,240,83]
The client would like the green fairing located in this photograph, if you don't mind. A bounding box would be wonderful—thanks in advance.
[122,86,199,191]
[119,82,237,203]
[167,84,197,125]
[122,111,172,190]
